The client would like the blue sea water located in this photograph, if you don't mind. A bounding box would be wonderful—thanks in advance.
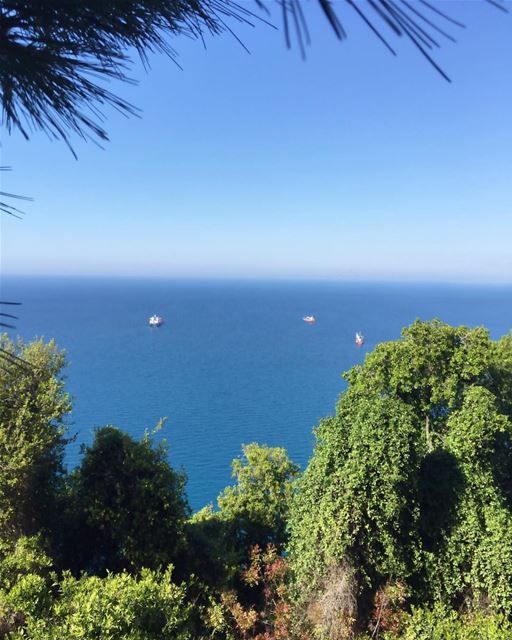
[2,276,511,510]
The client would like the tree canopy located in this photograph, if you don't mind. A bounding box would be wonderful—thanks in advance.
[288,320,512,633]
[0,334,70,541]
[217,442,300,552]
[61,425,190,574]
[186,443,299,589]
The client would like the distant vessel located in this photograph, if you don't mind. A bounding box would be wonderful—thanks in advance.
[303,315,316,324]
[149,315,164,327]
[355,332,364,347]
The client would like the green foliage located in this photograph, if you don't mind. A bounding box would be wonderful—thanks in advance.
[218,443,300,552]
[344,320,493,447]
[490,332,512,419]
[289,394,422,595]
[186,444,299,590]
[0,536,52,591]
[0,536,54,636]
[425,387,512,611]
[185,504,241,588]
[2,322,510,638]
[0,334,70,541]
[391,605,512,640]
[288,320,512,626]
[4,573,51,623]
[4,567,193,640]
[62,425,190,575]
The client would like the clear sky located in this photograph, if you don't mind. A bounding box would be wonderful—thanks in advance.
[1,1,511,282]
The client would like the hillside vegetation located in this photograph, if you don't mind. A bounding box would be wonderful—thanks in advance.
[1,320,511,639]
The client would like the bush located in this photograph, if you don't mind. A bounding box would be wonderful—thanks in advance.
[3,567,193,640]
[392,605,512,640]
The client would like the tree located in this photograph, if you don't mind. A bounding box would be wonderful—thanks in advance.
[217,443,300,553]
[288,320,512,633]
[61,425,190,575]
[490,332,512,419]
[0,334,70,542]
[186,443,299,589]
[426,387,512,612]
[289,393,422,631]
[184,445,299,638]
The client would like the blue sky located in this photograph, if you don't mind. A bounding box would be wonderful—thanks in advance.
[1,1,511,282]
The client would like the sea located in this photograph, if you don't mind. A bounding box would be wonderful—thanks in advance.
[2,276,511,511]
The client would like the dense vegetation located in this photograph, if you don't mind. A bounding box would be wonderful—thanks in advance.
[0,320,511,639]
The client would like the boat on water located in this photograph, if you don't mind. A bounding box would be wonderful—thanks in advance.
[303,315,316,324]
[355,332,364,347]
[149,315,164,327]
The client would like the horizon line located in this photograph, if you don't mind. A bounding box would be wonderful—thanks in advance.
[2,273,512,287]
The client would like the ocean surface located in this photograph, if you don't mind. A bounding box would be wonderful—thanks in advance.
[2,276,511,510]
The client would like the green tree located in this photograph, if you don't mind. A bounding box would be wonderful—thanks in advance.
[217,443,300,553]
[288,320,512,632]
[186,443,299,589]
[344,319,494,451]
[425,387,512,611]
[490,332,512,419]
[289,393,422,629]
[0,334,70,541]
[62,425,190,575]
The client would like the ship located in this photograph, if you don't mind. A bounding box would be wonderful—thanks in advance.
[355,332,364,347]
[303,315,316,324]
[149,315,164,327]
